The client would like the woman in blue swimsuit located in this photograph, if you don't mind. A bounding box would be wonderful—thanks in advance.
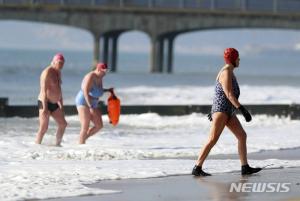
[192,48,262,176]
[75,63,112,144]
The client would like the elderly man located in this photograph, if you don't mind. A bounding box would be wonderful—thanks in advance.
[35,53,67,146]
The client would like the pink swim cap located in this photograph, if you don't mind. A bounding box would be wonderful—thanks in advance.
[96,63,108,70]
[52,53,65,63]
[224,48,239,66]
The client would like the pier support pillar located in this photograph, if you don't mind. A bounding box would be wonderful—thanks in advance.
[110,34,119,72]
[100,32,121,72]
[92,33,101,68]
[102,35,110,65]
[165,35,175,73]
[150,36,164,73]
[151,34,176,73]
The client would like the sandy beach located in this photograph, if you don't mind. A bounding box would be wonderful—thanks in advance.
[44,149,300,201]
[44,167,300,201]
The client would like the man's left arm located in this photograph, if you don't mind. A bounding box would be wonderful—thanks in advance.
[58,73,64,110]
[58,96,64,110]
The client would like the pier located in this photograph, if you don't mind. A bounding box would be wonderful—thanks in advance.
[1,0,300,72]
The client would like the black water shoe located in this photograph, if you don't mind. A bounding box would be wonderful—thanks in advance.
[241,164,262,175]
[192,165,211,176]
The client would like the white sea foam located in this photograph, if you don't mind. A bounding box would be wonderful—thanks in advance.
[112,85,300,105]
[1,114,300,161]
[0,114,300,200]
[4,84,300,105]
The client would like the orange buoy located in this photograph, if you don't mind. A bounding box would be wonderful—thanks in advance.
[107,90,120,126]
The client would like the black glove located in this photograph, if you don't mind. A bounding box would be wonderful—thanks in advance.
[104,88,114,93]
[238,105,252,122]
[207,113,212,121]
[108,87,114,93]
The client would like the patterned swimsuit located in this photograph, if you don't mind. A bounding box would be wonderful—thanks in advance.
[211,74,240,117]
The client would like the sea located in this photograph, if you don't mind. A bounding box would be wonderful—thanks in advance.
[0,48,300,200]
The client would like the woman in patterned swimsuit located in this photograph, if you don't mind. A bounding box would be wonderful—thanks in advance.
[192,48,262,176]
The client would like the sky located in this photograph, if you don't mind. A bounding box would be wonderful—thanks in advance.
[1,20,300,56]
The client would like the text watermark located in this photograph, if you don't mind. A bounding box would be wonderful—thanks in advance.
[229,182,291,193]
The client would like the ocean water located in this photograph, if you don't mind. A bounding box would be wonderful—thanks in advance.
[1,48,300,105]
[1,48,300,200]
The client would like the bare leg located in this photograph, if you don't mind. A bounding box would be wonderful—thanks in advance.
[51,108,68,146]
[35,110,50,144]
[77,106,91,144]
[196,112,229,166]
[227,115,262,175]
[226,115,248,166]
[85,108,103,142]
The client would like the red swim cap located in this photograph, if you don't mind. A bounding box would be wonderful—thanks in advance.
[52,53,65,62]
[224,48,239,65]
[96,63,108,70]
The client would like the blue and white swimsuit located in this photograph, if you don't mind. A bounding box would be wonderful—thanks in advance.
[75,81,104,108]
[211,74,240,117]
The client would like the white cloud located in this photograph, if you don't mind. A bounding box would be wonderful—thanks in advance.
[33,24,92,50]
[175,45,222,55]
[172,42,299,57]
[242,43,296,55]
[1,21,300,55]
[119,44,149,53]
[293,43,300,51]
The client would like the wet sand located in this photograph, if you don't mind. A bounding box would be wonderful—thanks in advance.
[45,167,300,201]
[44,148,300,201]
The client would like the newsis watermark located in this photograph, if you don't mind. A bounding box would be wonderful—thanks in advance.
[229,182,291,193]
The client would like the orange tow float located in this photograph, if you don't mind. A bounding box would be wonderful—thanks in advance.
[107,89,120,126]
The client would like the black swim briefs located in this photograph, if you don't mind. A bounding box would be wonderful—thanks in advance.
[38,100,59,112]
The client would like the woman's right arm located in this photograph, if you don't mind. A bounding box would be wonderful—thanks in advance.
[220,69,252,122]
[220,69,241,109]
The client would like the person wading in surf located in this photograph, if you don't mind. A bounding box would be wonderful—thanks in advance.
[35,53,67,146]
[192,48,262,176]
[75,63,113,144]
